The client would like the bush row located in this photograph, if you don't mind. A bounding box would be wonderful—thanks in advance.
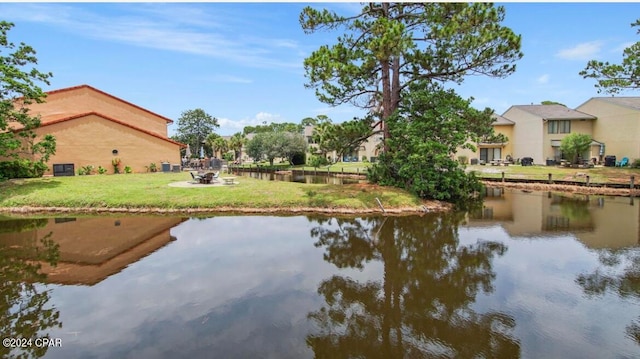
[0,159,48,180]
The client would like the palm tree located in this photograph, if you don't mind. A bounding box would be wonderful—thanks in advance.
[229,132,246,162]
[205,133,220,158]
[213,137,229,158]
[312,118,334,158]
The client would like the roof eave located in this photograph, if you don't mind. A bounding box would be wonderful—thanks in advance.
[45,84,175,124]
[34,111,185,147]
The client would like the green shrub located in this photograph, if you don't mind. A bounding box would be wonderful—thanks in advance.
[291,152,306,166]
[631,159,640,169]
[223,152,235,162]
[97,166,107,175]
[369,151,482,203]
[146,163,158,172]
[367,84,494,203]
[457,155,468,165]
[124,166,132,174]
[112,157,121,174]
[78,165,95,175]
[309,155,329,168]
[0,159,48,179]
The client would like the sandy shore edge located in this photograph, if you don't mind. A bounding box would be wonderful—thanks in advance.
[0,200,452,216]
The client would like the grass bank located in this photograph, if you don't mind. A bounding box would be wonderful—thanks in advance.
[236,162,639,184]
[0,172,443,215]
[467,164,639,183]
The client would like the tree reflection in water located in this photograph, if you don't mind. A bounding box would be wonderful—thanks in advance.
[0,218,62,358]
[307,213,520,358]
[576,248,640,345]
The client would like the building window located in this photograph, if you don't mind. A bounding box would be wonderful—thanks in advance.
[548,120,571,134]
[480,148,501,162]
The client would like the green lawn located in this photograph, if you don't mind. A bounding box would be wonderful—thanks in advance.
[467,164,640,183]
[235,161,640,183]
[2,164,637,214]
[0,172,422,213]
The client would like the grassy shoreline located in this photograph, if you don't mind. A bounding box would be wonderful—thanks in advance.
[467,164,640,183]
[236,162,640,184]
[2,165,637,216]
[0,172,449,216]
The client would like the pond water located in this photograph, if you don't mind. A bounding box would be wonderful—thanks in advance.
[0,189,639,358]
[233,171,366,185]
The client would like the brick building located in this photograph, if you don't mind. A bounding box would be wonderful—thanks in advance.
[16,84,183,175]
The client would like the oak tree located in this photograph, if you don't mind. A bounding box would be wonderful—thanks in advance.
[0,21,56,179]
[246,131,307,166]
[175,108,219,156]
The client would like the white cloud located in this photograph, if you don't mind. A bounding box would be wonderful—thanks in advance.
[217,112,283,135]
[537,74,550,84]
[270,39,299,49]
[613,41,635,52]
[207,75,253,84]
[310,106,365,120]
[255,112,280,123]
[556,41,603,60]
[0,3,302,70]
[125,3,224,29]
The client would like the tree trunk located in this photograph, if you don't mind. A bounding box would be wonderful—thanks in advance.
[380,4,392,152]
[378,3,403,153]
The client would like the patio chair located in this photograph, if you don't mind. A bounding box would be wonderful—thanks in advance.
[616,157,629,167]
[206,171,220,183]
[196,171,220,184]
[190,171,204,183]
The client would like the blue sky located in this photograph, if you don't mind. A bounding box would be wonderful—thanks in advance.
[1,2,639,136]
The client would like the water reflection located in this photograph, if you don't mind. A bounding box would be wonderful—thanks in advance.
[236,171,365,185]
[0,219,61,358]
[576,248,640,345]
[0,217,186,285]
[307,214,520,358]
[0,205,638,358]
[470,187,640,248]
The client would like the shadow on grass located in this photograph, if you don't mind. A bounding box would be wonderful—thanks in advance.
[0,178,62,203]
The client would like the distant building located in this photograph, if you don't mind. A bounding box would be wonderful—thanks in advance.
[501,104,596,164]
[303,124,382,163]
[457,114,514,164]
[458,99,640,165]
[576,97,640,162]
